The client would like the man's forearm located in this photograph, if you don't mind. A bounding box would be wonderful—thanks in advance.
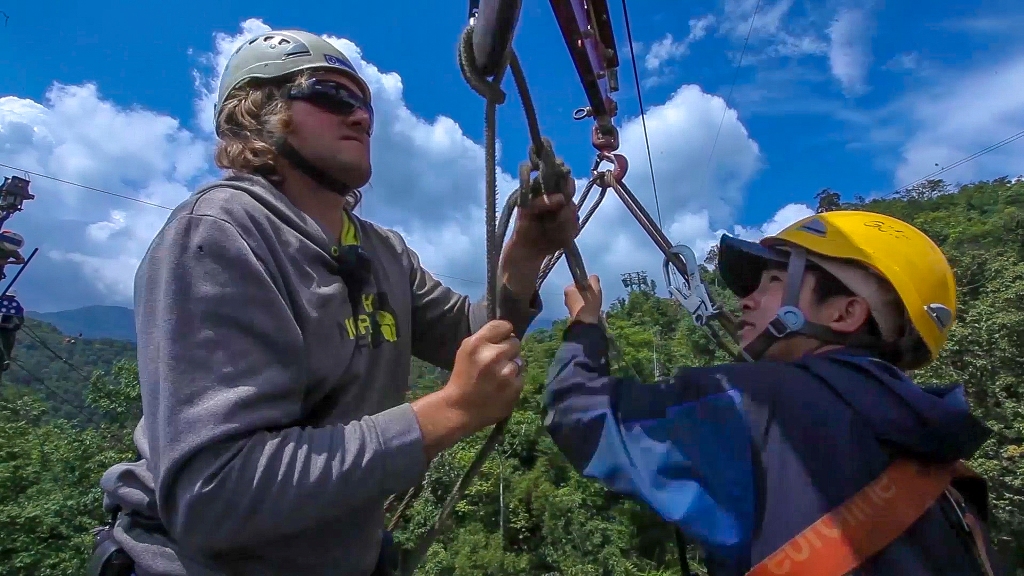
[410,390,474,461]
[499,240,546,300]
[162,407,427,555]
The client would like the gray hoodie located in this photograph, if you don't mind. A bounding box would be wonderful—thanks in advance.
[98,172,541,575]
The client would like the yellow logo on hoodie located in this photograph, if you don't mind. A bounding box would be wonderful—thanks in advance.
[344,291,398,346]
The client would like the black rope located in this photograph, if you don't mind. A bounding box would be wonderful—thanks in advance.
[400,25,512,574]
[618,0,663,230]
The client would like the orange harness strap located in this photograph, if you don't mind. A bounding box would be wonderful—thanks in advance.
[746,459,958,576]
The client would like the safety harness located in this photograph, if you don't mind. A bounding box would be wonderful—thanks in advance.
[747,459,1000,576]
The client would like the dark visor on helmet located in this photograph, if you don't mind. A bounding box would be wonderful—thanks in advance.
[287,78,374,136]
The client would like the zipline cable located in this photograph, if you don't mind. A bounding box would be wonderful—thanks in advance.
[882,129,1024,199]
[21,325,94,380]
[3,124,1021,287]
[701,0,762,199]
[0,162,175,210]
[619,0,663,229]
[12,323,139,428]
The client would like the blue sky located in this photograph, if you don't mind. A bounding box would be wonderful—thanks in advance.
[1,0,1023,315]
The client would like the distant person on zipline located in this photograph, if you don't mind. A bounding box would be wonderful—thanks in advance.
[543,211,1008,576]
[92,28,579,576]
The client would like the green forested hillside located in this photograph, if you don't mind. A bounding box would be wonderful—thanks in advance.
[0,319,136,423]
[0,177,1021,575]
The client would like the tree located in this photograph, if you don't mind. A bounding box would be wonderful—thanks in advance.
[703,245,719,269]
[814,188,842,213]
[899,178,950,201]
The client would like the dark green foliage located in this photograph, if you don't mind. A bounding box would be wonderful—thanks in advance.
[0,177,1021,574]
[1,319,135,425]
[0,358,138,575]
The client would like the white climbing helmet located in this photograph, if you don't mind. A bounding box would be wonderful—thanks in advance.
[214,29,372,136]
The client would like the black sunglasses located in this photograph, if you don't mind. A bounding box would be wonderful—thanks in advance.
[287,79,374,136]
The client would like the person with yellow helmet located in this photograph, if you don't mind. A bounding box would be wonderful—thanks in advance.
[543,210,1007,575]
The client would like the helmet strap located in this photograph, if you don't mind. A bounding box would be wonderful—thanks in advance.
[742,247,880,360]
[275,139,355,199]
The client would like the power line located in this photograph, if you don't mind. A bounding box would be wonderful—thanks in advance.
[0,162,176,210]
[701,0,762,199]
[0,161,485,285]
[6,353,135,448]
[436,273,483,285]
[7,357,107,428]
[619,0,664,230]
[882,129,1024,199]
[17,323,151,435]
[21,325,94,381]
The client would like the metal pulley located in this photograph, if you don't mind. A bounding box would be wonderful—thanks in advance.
[550,0,620,121]
[469,0,523,78]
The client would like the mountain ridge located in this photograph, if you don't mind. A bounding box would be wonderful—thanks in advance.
[26,305,137,342]
[25,304,560,344]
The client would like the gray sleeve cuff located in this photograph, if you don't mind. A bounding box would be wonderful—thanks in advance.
[372,403,428,494]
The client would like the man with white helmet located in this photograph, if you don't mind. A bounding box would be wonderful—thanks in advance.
[544,211,1007,575]
[92,28,579,576]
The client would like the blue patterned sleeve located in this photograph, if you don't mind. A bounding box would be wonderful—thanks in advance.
[543,321,756,560]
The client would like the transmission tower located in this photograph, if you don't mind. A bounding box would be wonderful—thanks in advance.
[0,174,36,383]
[620,271,649,292]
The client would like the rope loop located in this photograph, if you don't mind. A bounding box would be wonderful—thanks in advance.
[458,24,507,105]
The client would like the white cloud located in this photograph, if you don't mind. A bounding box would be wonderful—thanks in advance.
[827,8,874,97]
[889,52,1024,189]
[721,0,795,40]
[634,201,814,277]
[0,81,211,310]
[746,202,816,237]
[0,18,798,317]
[936,14,1024,36]
[535,84,767,303]
[85,210,128,242]
[645,35,687,73]
[884,52,919,72]
[719,0,829,62]
[644,15,716,72]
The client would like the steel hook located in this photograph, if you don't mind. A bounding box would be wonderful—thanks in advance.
[594,151,628,182]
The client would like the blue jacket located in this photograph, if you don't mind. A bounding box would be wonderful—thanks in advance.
[543,321,998,575]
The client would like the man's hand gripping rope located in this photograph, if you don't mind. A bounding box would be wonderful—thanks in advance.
[397,22,586,574]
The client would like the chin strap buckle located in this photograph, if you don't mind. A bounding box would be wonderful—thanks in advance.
[766,305,805,338]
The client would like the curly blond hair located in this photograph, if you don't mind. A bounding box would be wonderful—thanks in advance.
[213,71,363,209]
[213,72,312,180]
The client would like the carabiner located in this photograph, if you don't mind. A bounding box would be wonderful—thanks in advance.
[593,151,628,182]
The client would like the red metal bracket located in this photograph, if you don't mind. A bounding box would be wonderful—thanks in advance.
[550,0,620,126]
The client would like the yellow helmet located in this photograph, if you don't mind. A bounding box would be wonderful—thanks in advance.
[718,210,956,369]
